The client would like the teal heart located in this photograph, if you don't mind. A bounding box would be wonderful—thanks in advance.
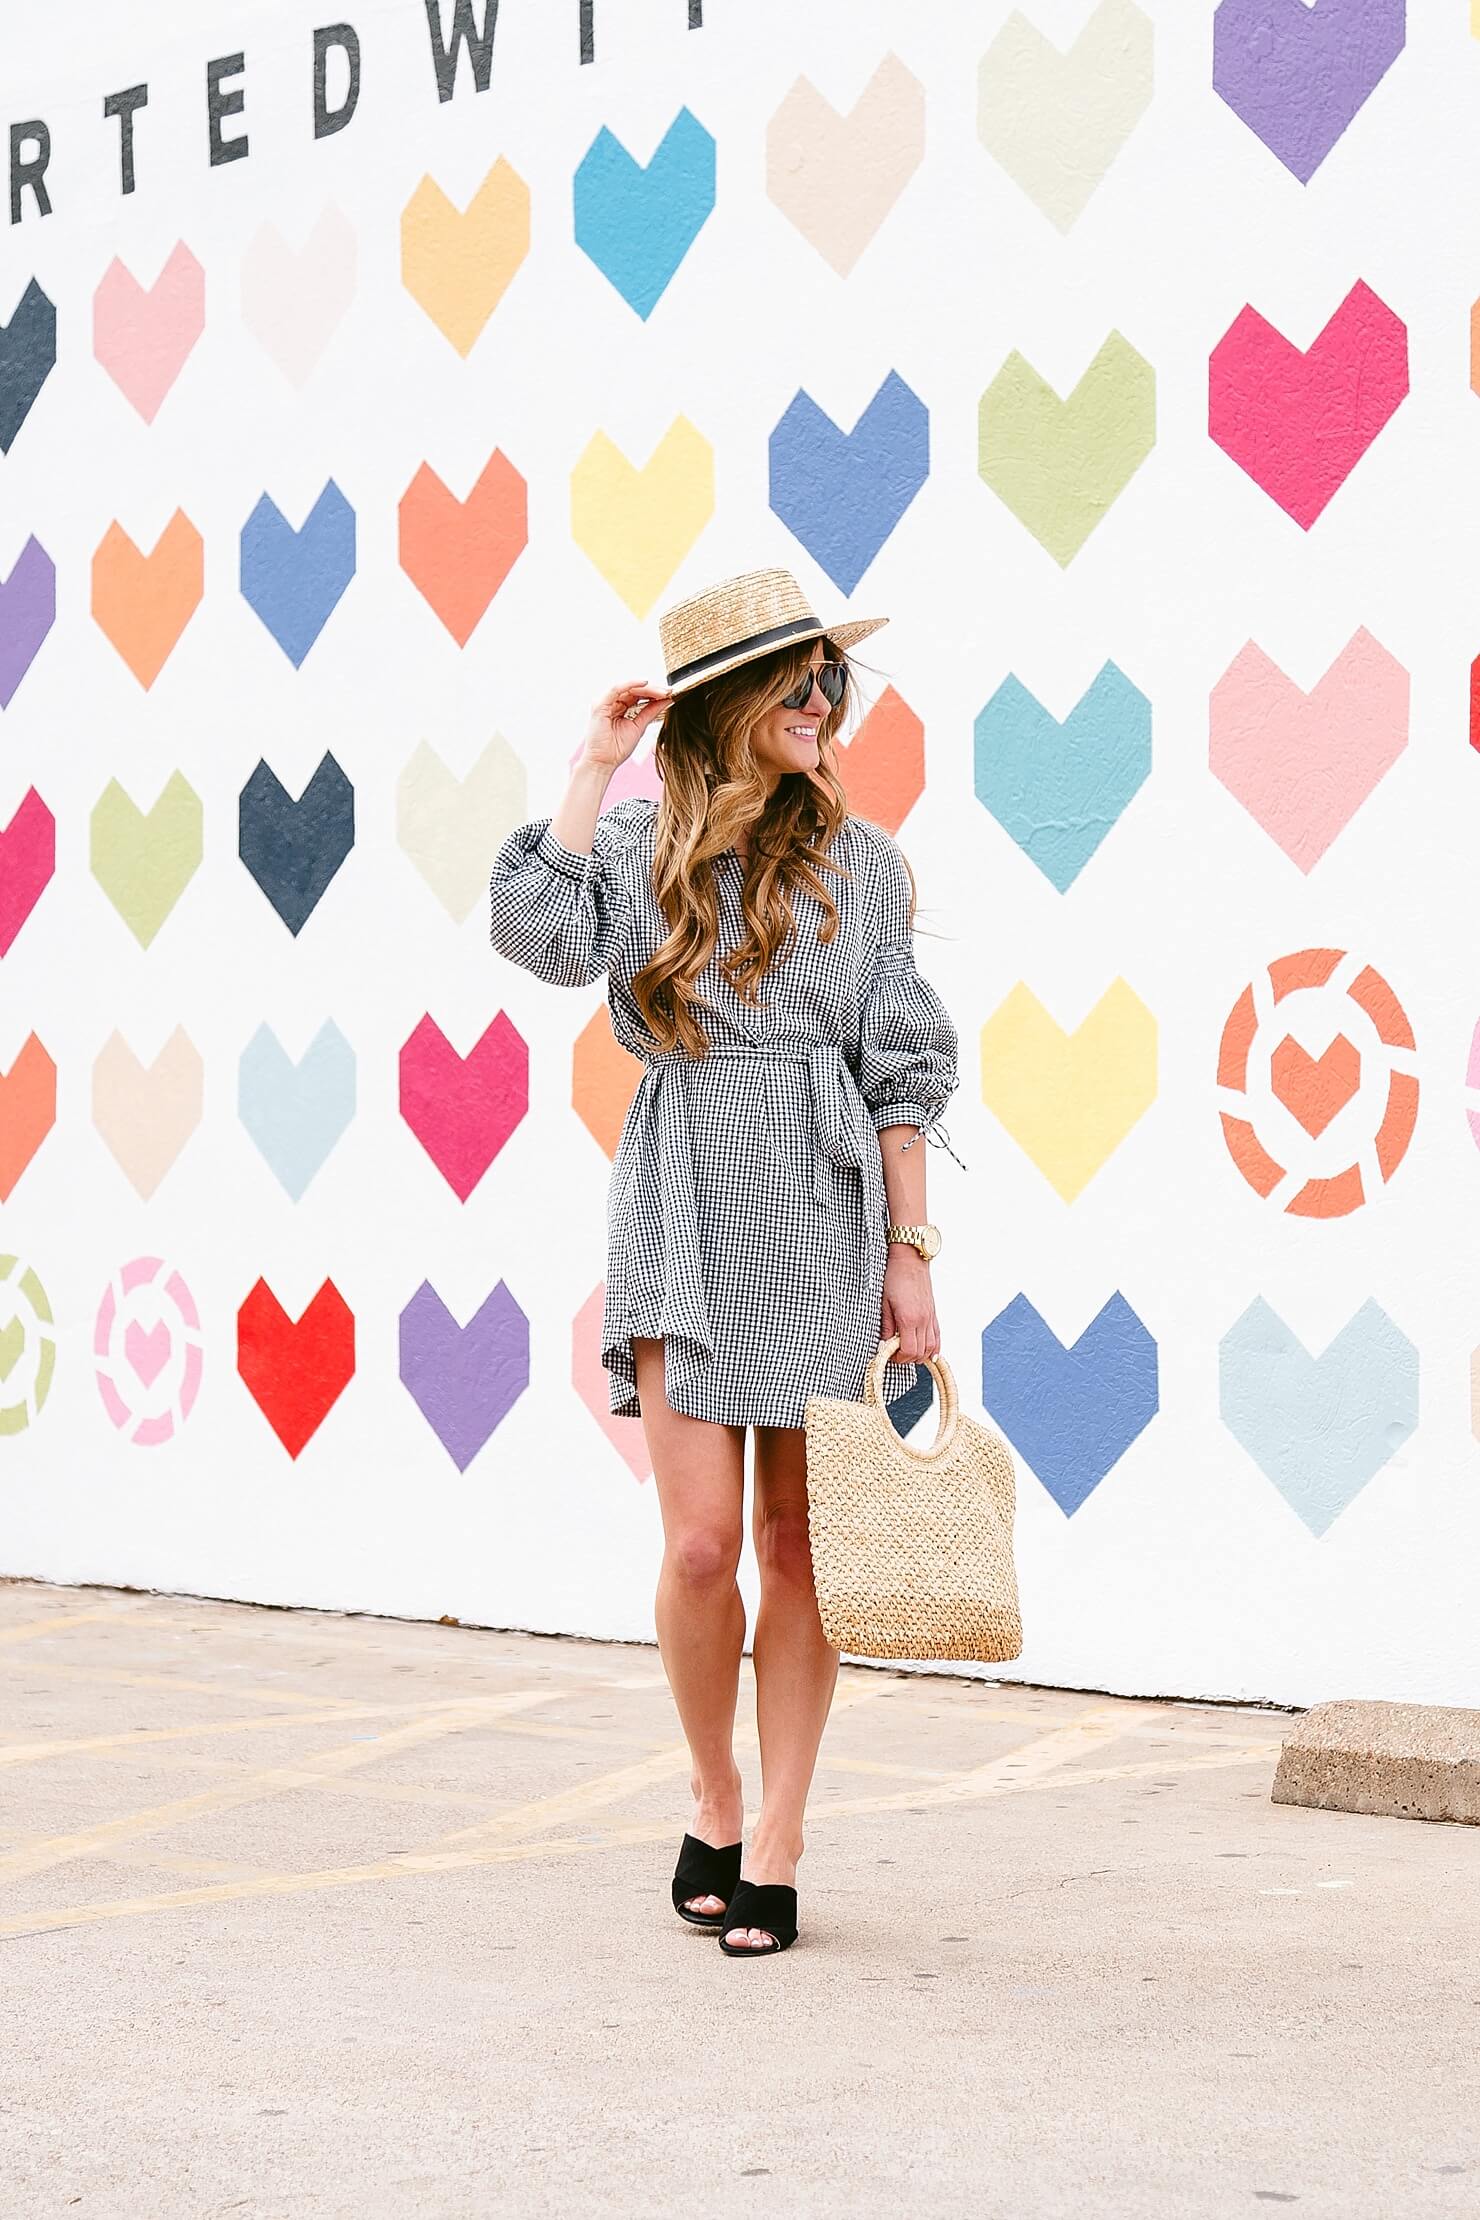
[973,660,1150,891]
[1219,1298,1417,1538]
[573,108,715,320]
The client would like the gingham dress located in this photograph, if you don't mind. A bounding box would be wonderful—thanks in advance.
[488,797,961,1427]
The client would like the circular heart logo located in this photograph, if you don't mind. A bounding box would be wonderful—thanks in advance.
[0,1255,56,1435]
[94,1258,202,1444]
[1218,949,1417,1218]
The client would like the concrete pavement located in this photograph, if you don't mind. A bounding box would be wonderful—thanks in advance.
[0,1577,1476,2218]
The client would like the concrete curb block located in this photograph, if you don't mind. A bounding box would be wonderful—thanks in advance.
[1272,1698,1480,1825]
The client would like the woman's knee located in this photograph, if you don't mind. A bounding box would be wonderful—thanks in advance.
[754,1503,815,1589]
[665,1521,742,1588]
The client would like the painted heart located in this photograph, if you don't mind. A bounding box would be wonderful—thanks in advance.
[92,512,204,689]
[402,160,530,355]
[399,450,528,645]
[1213,0,1406,185]
[1220,1296,1416,1536]
[0,536,56,707]
[399,1013,528,1201]
[766,54,924,275]
[238,1020,356,1201]
[769,369,928,594]
[398,738,528,924]
[93,244,205,421]
[982,1292,1159,1517]
[1209,282,1408,529]
[574,107,715,319]
[974,661,1151,891]
[0,1256,55,1435]
[399,1279,529,1470]
[980,979,1157,1201]
[237,1278,355,1459]
[834,687,923,835]
[570,417,714,618]
[0,1317,23,1383]
[240,480,356,666]
[571,1284,653,1481]
[242,205,356,387]
[124,1318,171,1390]
[0,788,55,956]
[1271,1034,1360,1137]
[1210,629,1408,870]
[238,753,355,935]
[92,1028,203,1198]
[1,278,56,453]
[573,1003,646,1161]
[977,0,1154,232]
[979,334,1155,567]
[90,773,203,948]
[0,1034,56,1199]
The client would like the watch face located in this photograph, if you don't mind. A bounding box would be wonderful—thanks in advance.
[922,1226,942,1260]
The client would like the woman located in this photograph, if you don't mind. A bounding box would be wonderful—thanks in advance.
[488,567,962,1958]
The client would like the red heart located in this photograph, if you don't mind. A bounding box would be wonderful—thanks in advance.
[237,1278,355,1458]
[1271,1033,1360,1137]
[398,450,528,646]
[1209,281,1408,529]
[834,685,924,835]
[400,1013,528,1201]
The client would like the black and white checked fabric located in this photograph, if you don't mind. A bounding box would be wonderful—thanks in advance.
[489,797,961,1426]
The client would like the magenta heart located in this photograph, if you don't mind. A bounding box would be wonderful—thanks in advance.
[399,1013,529,1201]
[125,1318,171,1388]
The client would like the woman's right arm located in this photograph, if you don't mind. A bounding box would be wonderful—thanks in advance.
[487,676,671,987]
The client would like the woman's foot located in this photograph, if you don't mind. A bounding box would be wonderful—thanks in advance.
[722,1833,800,1950]
[681,1774,743,1919]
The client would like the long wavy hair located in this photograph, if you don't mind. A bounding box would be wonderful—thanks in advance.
[632,633,909,1057]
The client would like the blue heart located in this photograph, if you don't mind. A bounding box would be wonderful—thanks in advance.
[239,1020,357,1201]
[982,1293,1159,1517]
[769,370,929,594]
[574,108,715,320]
[974,662,1151,892]
[1220,1297,1417,1537]
[239,752,355,936]
[240,480,356,667]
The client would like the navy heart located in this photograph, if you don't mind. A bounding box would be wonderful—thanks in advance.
[982,1292,1159,1517]
[239,753,355,936]
[0,279,56,455]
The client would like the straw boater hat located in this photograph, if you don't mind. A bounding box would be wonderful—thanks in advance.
[656,567,888,698]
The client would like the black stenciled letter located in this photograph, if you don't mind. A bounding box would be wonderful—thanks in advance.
[579,0,701,65]
[9,122,52,225]
[207,52,249,166]
[315,24,361,139]
[423,0,499,104]
[103,85,148,195]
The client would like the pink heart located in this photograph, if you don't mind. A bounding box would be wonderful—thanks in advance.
[93,244,205,424]
[399,1013,528,1201]
[0,788,55,958]
[1210,628,1408,873]
[125,1318,171,1388]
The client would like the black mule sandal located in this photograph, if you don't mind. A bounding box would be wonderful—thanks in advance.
[716,1878,799,1957]
[671,1833,743,1927]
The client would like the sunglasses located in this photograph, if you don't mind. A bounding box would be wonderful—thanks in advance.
[779,659,847,712]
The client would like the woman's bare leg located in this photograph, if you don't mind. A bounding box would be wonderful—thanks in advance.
[725,1421,839,1949]
[633,1337,747,1916]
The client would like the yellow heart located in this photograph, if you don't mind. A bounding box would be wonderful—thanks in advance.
[570,417,714,618]
[980,978,1156,1200]
[401,158,531,358]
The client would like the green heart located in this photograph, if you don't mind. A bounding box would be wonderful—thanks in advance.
[978,331,1155,567]
[0,1316,24,1383]
[90,773,203,948]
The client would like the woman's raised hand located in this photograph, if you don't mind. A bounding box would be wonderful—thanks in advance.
[580,680,673,772]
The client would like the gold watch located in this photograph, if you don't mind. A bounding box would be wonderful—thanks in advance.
[885,1222,941,1263]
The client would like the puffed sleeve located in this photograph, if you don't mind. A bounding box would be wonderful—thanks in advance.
[856,825,963,1149]
[488,797,652,987]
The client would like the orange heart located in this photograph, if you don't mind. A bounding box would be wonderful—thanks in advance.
[1271,1032,1360,1137]
[399,450,528,646]
[834,685,924,834]
[0,1034,57,1198]
[92,512,204,688]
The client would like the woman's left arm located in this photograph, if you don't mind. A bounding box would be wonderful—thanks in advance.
[877,1124,939,1363]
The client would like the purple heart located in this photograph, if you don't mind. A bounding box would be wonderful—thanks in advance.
[399,1279,529,1471]
[0,537,56,708]
[1213,0,1405,186]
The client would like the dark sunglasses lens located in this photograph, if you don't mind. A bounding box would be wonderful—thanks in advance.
[782,659,845,711]
[818,661,846,707]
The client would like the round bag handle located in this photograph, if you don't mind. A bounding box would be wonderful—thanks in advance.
[864,1335,961,1464]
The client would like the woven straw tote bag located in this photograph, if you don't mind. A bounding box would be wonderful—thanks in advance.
[803,1335,1022,1664]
